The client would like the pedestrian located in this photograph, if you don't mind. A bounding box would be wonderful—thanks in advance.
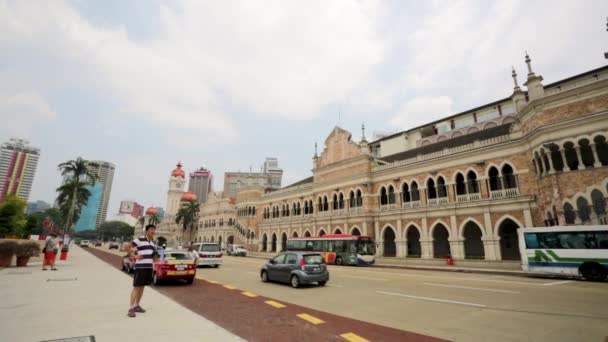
[125,224,159,318]
[42,233,59,271]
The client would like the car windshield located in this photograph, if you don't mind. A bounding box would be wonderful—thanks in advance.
[164,253,193,260]
[200,244,220,252]
[356,239,375,255]
[303,254,324,264]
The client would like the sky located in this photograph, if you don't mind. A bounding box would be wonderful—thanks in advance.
[1,0,607,217]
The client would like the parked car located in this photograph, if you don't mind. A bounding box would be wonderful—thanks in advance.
[121,251,137,273]
[94,241,102,247]
[109,242,120,249]
[80,240,90,247]
[191,242,223,268]
[152,249,196,285]
[227,244,248,257]
[260,252,329,288]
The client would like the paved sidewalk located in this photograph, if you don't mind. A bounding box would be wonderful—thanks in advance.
[0,245,242,342]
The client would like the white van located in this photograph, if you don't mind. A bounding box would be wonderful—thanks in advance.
[191,243,223,267]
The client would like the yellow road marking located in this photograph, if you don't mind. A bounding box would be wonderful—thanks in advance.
[207,280,221,284]
[297,313,325,325]
[241,291,257,298]
[265,300,286,308]
[195,276,204,280]
[340,333,370,342]
[223,285,237,290]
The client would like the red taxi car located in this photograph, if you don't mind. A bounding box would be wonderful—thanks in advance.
[152,249,197,285]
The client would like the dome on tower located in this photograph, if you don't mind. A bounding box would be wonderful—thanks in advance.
[171,162,185,178]
[181,191,197,202]
[146,207,157,215]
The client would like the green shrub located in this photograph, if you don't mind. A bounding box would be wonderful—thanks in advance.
[15,241,41,257]
[0,240,19,257]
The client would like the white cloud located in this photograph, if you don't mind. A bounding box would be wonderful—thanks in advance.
[390,96,454,130]
[0,91,57,135]
[0,1,387,144]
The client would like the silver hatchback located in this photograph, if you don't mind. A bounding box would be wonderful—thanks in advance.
[260,252,329,288]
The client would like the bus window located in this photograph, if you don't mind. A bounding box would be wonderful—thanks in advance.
[596,232,608,249]
[335,240,345,252]
[312,240,326,251]
[524,233,539,249]
[305,241,314,251]
[327,240,335,252]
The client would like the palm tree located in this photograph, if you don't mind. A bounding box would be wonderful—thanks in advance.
[148,213,159,226]
[175,200,200,245]
[56,158,99,235]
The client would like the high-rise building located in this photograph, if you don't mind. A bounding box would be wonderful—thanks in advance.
[26,200,51,215]
[119,200,144,219]
[72,160,115,230]
[0,138,40,204]
[188,166,213,204]
[73,182,103,232]
[155,207,165,221]
[223,158,283,199]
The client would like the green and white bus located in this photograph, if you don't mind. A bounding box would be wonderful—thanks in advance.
[518,226,608,281]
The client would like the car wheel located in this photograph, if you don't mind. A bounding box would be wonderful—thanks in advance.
[581,263,607,282]
[186,277,194,285]
[214,264,220,268]
[261,271,268,282]
[318,281,327,286]
[153,272,160,285]
[335,257,343,265]
[290,275,300,288]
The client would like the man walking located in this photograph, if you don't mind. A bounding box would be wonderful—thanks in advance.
[125,224,158,318]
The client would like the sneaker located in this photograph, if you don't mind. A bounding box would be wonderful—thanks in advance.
[127,309,136,317]
[51,268,58,271]
[42,268,47,271]
[134,305,146,313]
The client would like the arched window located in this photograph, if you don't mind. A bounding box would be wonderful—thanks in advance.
[333,194,339,210]
[549,144,564,172]
[564,142,579,170]
[388,186,396,204]
[437,177,447,198]
[356,189,363,207]
[564,203,577,223]
[502,164,516,189]
[338,193,344,209]
[427,179,437,199]
[579,139,595,168]
[411,182,420,201]
[402,183,411,203]
[594,136,608,166]
[380,187,388,205]
[323,196,329,211]
[591,190,606,217]
[541,149,550,173]
[576,197,591,223]
[317,197,323,212]
[488,166,501,190]
[455,173,466,195]
[467,171,479,193]
[534,151,544,174]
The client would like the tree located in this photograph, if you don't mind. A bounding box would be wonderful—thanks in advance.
[56,158,99,235]
[98,221,134,241]
[175,200,200,244]
[148,213,159,225]
[0,195,28,237]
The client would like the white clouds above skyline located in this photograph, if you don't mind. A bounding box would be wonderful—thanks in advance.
[0,0,606,215]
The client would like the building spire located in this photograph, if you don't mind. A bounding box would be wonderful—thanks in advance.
[314,142,318,157]
[525,51,534,75]
[512,66,520,89]
[361,123,366,142]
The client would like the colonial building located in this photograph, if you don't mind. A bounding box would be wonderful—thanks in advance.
[195,192,237,248]
[227,55,608,263]
[154,163,188,247]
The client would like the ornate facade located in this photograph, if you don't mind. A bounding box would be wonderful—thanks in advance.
[227,56,608,262]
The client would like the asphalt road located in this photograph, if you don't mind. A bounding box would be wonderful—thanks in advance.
[211,255,608,342]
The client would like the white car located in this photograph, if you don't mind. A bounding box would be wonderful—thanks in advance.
[80,240,90,247]
[228,245,248,257]
[191,243,223,268]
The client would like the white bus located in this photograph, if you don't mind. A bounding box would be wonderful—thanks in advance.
[518,226,608,281]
